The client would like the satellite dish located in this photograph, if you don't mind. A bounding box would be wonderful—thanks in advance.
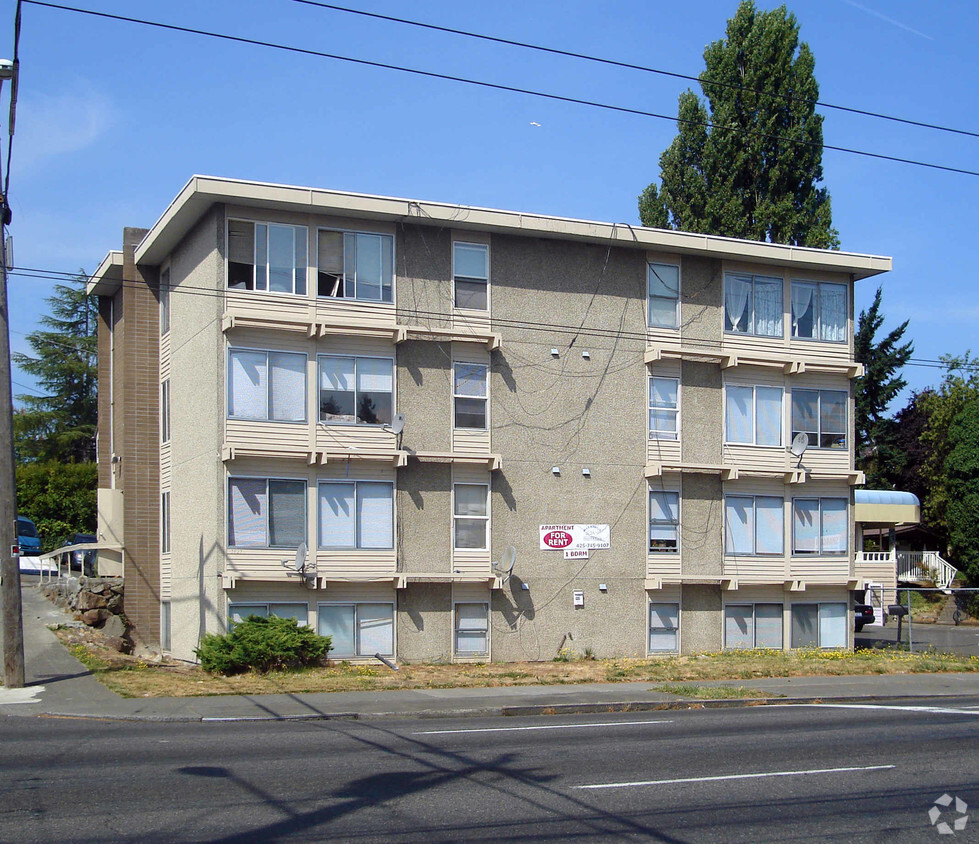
[788,432,809,458]
[493,546,517,584]
[284,542,308,574]
[389,412,406,436]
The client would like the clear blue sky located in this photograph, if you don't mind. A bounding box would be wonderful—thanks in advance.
[3,0,977,405]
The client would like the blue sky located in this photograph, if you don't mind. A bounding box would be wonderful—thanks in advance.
[3,0,976,404]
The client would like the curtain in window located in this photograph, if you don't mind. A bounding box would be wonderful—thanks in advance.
[229,351,267,419]
[793,499,819,553]
[357,482,394,549]
[454,363,487,397]
[357,358,393,393]
[818,603,847,648]
[319,483,356,548]
[455,485,487,516]
[756,387,783,446]
[724,276,751,331]
[318,231,344,278]
[754,278,783,337]
[755,496,784,555]
[726,386,753,443]
[819,284,847,342]
[791,282,815,338]
[318,605,355,655]
[724,605,753,649]
[228,478,267,546]
[755,604,783,649]
[358,604,394,655]
[269,353,305,422]
[725,496,753,554]
[821,499,848,553]
[268,480,305,548]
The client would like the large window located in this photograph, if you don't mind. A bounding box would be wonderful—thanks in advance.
[319,355,393,426]
[792,498,848,555]
[454,363,488,429]
[161,379,170,443]
[160,266,170,335]
[724,603,783,649]
[724,274,783,337]
[228,220,307,295]
[725,495,784,556]
[791,281,846,342]
[791,389,846,449]
[649,377,679,440]
[229,602,309,627]
[454,242,488,310]
[228,349,306,423]
[455,603,489,656]
[228,478,306,548]
[648,263,679,329]
[725,385,783,446]
[318,603,394,657]
[317,230,393,302]
[648,603,679,653]
[318,481,394,550]
[649,490,679,554]
[454,484,489,550]
[791,602,846,648]
[161,491,170,555]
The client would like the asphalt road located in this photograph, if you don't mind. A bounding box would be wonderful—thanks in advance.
[2,698,978,842]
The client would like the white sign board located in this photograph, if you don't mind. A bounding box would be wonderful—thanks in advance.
[539,524,611,551]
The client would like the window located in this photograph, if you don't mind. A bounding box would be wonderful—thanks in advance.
[317,230,393,302]
[161,379,170,443]
[792,498,848,555]
[229,603,310,627]
[648,602,679,653]
[725,495,784,555]
[319,355,393,425]
[649,490,679,553]
[648,263,679,329]
[455,603,489,656]
[725,385,783,446]
[791,281,846,342]
[318,603,394,657]
[649,377,679,440]
[454,363,488,429]
[160,266,170,335]
[791,602,846,648]
[161,491,170,554]
[454,242,488,310]
[318,481,394,549]
[791,389,846,449]
[161,601,171,651]
[454,484,489,550]
[228,350,306,423]
[724,603,783,649]
[724,274,783,337]
[228,220,307,294]
[228,478,306,548]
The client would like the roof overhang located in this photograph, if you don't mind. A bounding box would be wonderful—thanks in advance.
[132,175,892,279]
[87,250,123,297]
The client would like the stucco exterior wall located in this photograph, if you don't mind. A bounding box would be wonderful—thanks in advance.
[397,463,452,575]
[397,583,452,662]
[681,585,722,653]
[679,256,723,343]
[680,474,724,578]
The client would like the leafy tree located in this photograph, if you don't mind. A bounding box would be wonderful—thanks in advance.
[638,1,838,248]
[12,272,97,463]
[15,461,97,552]
[854,287,913,487]
[944,389,979,588]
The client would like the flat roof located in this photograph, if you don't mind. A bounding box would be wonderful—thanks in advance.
[87,250,123,296]
[128,175,891,278]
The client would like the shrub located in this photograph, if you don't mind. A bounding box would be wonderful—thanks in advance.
[196,615,332,675]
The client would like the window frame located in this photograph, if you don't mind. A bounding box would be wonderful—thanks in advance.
[647,262,680,329]
[648,488,680,554]
[228,602,310,629]
[453,362,489,430]
[161,379,170,444]
[160,601,171,652]
[724,384,784,447]
[315,227,395,303]
[791,497,849,556]
[161,490,171,555]
[453,483,490,551]
[790,279,848,343]
[724,494,785,556]
[453,241,489,311]
[648,602,680,654]
[160,264,170,335]
[454,602,490,657]
[723,602,783,650]
[791,388,847,450]
[227,219,308,296]
[317,480,395,550]
[227,476,308,549]
[723,273,784,338]
[648,375,679,441]
[316,601,395,657]
[791,602,847,648]
[227,347,308,424]
[317,353,395,427]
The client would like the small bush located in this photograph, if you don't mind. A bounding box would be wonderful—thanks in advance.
[196,615,332,675]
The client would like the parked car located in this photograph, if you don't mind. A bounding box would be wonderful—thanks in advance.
[854,603,875,632]
[16,516,41,556]
[64,533,97,576]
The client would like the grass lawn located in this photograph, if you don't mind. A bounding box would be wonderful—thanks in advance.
[55,626,979,700]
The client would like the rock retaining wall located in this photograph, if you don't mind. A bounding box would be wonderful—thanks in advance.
[39,577,133,653]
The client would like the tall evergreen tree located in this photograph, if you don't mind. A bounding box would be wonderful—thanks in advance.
[13,273,98,463]
[853,287,913,487]
[638,1,839,248]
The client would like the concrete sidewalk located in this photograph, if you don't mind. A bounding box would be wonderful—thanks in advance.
[3,584,979,722]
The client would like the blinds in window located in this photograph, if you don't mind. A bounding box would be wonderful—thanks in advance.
[755,604,783,649]
[318,605,355,654]
[756,387,783,446]
[356,357,393,393]
[229,351,267,419]
[821,499,848,552]
[319,483,356,548]
[724,605,753,649]
[357,483,393,549]
[320,356,355,392]
[358,604,394,655]
[454,485,487,517]
[269,353,306,422]
[726,387,753,442]
[454,364,487,397]
[229,478,267,546]
[755,496,784,554]
[268,480,305,547]
[793,499,819,553]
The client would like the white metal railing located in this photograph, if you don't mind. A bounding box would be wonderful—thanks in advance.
[897,551,959,590]
[856,550,896,564]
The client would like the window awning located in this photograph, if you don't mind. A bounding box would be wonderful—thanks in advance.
[854,490,920,525]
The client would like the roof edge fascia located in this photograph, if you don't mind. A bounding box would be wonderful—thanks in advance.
[87,250,124,296]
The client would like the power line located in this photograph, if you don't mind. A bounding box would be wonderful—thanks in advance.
[21,1,979,179]
[289,0,979,141]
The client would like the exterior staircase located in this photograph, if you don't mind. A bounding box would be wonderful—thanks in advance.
[897,551,959,592]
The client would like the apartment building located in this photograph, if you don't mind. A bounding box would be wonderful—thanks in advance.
[88,176,891,663]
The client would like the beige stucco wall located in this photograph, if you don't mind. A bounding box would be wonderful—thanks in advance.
[397,583,452,662]
[397,463,452,575]
[679,256,723,343]
[681,585,722,653]
[680,475,724,578]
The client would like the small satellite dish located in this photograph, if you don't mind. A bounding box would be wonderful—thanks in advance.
[389,412,406,436]
[500,546,516,575]
[788,432,809,458]
[284,542,308,575]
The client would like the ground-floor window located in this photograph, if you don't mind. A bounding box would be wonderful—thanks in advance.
[161,601,171,652]
[724,603,783,649]
[454,603,489,657]
[791,602,846,648]
[648,602,679,653]
[228,602,309,628]
[318,602,394,657]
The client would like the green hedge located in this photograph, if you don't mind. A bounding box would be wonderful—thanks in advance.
[196,615,332,674]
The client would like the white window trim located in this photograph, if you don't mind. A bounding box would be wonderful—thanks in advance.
[790,388,848,450]
[226,219,309,296]
[648,375,680,441]
[453,361,489,431]
[227,475,308,550]
[316,601,396,657]
[648,486,680,555]
[227,346,309,424]
[315,226,396,303]
[723,272,785,338]
[453,241,490,312]
[161,490,170,555]
[453,601,490,657]
[161,379,170,444]
[647,262,680,330]
[648,601,680,654]
[317,480,395,550]
[452,483,490,551]
[790,279,848,344]
[723,602,784,650]
[791,497,849,556]
[317,353,396,427]
[724,494,785,557]
[723,384,784,447]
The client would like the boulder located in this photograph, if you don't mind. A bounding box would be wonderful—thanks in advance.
[77,592,108,611]
[101,614,127,639]
[104,637,132,654]
[79,609,107,626]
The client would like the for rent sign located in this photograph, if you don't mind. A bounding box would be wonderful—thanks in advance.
[539,524,611,551]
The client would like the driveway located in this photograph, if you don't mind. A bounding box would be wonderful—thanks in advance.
[856,621,979,655]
